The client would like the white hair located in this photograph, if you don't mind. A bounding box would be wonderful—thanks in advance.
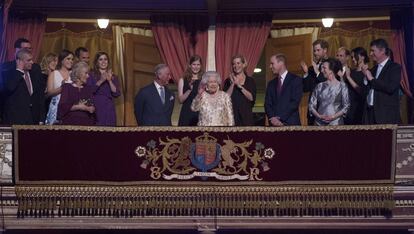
[201,71,221,86]
[70,61,89,82]
[154,64,168,76]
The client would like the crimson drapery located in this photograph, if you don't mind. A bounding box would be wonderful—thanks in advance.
[215,14,271,82]
[0,0,13,63]
[3,12,46,63]
[390,30,412,98]
[151,15,208,83]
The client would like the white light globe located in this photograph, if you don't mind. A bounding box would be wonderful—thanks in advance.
[97,19,109,29]
[322,18,334,28]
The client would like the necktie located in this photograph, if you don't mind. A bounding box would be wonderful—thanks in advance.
[159,86,165,104]
[24,71,33,95]
[367,64,382,106]
[276,76,282,96]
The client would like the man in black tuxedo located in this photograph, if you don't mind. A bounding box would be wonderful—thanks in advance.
[300,39,329,125]
[2,48,45,125]
[134,64,175,126]
[265,54,303,126]
[1,38,45,124]
[362,38,401,124]
[300,39,329,93]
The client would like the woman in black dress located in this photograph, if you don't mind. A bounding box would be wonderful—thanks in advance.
[178,55,203,126]
[223,55,256,126]
[341,47,369,125]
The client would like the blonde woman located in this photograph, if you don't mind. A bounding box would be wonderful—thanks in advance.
[40,53,57,121]
[223,55,256,126]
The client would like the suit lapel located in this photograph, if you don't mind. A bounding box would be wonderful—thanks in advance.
[164,88,173,108]
[375,59,392,80]
[29,70,37,93]
[16,70,32,96]
[152,83,173,108]
[151,83,164,106]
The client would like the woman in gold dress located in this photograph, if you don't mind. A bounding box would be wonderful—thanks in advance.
[191,71,234,126]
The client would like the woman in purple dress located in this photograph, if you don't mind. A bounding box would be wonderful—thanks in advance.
[87,52,121,126]
[58,62,95,126]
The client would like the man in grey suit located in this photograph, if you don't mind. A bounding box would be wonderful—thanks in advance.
[134,64,175,126]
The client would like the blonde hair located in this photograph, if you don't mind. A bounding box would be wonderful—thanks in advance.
[40,53,57,74]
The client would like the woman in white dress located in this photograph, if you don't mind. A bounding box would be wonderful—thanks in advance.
[45,50,74,125]
[191,71,234,126]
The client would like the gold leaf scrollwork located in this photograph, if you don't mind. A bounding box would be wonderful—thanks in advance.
[135,133,275,181]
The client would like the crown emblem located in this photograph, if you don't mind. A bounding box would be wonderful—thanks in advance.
[195,133,217,144]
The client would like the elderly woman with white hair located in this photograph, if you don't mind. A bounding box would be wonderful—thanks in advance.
[57,62,96,125]
[191,71,234,126]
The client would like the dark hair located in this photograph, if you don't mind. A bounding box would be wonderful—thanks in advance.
[322,57,342,81]
[313,39,329,50]
[92,51,111,76]
[388,48,394,62]
[182,55,203,83]
[370,38,390,56]
[351,47,369,64]
[75,47,88,58]
[56,49,74,70]
[14,38,30,49]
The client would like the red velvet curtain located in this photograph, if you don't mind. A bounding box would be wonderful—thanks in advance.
[215,14,271,82]
[0,0,13,63]
[151,15,209,83]
[391,30,413,97]
[3,12,46,63]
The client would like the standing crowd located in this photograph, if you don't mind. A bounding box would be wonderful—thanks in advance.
[0,39,120,126]
[0,37,401,127]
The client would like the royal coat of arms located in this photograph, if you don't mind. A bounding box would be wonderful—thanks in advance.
[135,133,275,181]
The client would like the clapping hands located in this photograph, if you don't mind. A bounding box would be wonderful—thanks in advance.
[98,69,113,84]
[312,60,320,74]
[361,64,373,81]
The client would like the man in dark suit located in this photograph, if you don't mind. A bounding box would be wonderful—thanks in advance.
[1,38,45,124]
[2,48,45,125]
[300,39,329,93]
[362,38,401,124]
[134,64,175,126]
[265,54,303,126]
[299,39,329,125]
